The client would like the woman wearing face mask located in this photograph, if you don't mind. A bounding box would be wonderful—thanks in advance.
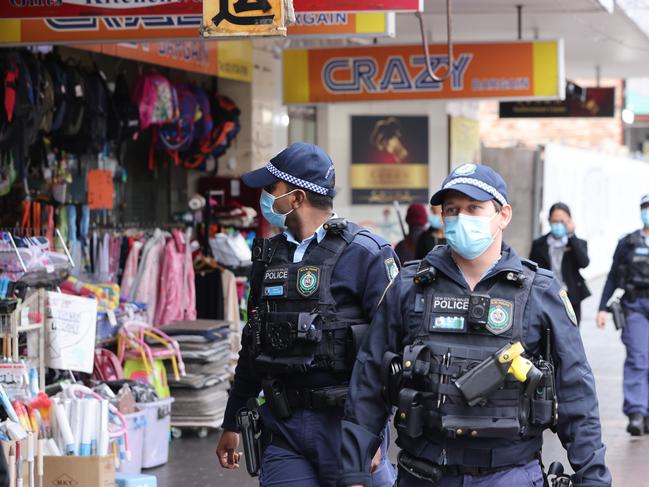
[529,202,590,326]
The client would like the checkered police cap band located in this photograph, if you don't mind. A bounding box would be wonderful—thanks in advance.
[266,162,331,196]
[443,177,507,206]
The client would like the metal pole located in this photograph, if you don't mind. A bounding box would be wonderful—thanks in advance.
[517,5,523,40]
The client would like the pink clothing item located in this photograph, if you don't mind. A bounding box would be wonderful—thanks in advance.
[134,235,165,324]
[120,240,143,300]
[154,230,196,326]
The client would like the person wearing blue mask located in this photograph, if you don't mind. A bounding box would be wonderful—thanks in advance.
[216,142,397,487]
[341,163,610,487]
[415,204,446,260]
[597,192,649,436]
[529,202,590,326]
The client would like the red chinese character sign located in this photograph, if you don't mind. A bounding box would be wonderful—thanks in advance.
[202,0,289,37]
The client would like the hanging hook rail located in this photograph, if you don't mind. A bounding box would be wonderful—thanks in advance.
[415,0,454,83]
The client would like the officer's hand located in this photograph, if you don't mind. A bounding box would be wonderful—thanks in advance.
[216,430,241,469]
[596,311,608,329]
[370,447,382,473]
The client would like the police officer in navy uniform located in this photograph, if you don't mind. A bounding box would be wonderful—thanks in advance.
[216,143,397,487]
[341,164,611,487]
[597,192,649,436]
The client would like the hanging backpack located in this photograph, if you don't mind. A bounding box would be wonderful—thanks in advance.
[56,65,86,138]
[157,82,197,159]
[20,51,44,148]
[190,85,213,141]
[0,51,37,177]
[181,94,241,170]
[111,73,140,144]
[43,56,67,134]
[38,66,55,134]
[132,71,178,130]
[83,69,110,153]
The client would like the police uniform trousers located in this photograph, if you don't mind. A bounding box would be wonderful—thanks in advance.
[397,460,544,487]
[259,407,396,487]
[622,297,649,416]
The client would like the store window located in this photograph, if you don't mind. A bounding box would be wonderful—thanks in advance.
[287,106,317,145]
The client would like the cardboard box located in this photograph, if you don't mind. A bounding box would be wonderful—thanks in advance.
[44,456,115,487]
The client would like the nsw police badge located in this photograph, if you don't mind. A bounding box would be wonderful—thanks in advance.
[560,289,578,326]
[486,299,514,335]
[297,266,320,297]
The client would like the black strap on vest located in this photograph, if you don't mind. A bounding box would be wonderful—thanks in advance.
[249,235,283,312]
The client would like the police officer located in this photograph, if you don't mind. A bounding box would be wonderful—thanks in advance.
[597,192,649,436]
[215,143,397,486]
[341,164,611,487]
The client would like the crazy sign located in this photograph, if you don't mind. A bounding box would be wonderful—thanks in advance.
[283,40,565,103]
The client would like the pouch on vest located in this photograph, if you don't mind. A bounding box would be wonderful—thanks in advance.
[396,388,424,438]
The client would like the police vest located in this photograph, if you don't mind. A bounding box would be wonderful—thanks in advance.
[390,258,555,468]
[247,220,368,376]
[620,231,649,292]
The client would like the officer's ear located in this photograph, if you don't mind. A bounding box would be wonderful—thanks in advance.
[291,188,308,209]
[498,203,513,229]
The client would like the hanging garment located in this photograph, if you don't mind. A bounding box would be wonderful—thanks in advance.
[195,270,224,320]
[120,240,143,300]
[154,230,196,326]
[133,232,166,324]
[221,269,239,325]
[221,268,241,353]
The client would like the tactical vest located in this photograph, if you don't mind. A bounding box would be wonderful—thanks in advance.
[247,220,368,377]
[620,231,649,293]
[388,259,556,467]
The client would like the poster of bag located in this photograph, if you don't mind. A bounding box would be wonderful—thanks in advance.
[45,292,97,373]
[351,115,429,204]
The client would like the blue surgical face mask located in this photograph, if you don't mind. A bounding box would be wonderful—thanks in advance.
[260,189,296,228]
[429,214,442,230]
[642,208,649,228]
[444,213,498,260]
[550,222,567,238]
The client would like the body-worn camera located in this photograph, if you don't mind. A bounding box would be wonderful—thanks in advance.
[467,293,491,328]
[252,238,272,263]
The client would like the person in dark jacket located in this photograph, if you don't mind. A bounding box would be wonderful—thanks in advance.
[415,204,445,259]
[395,203,429,263]
[529,202,590,325]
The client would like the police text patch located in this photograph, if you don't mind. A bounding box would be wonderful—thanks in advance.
[486,298,514,335]
[264,267,288,282]
[432,295,469,314]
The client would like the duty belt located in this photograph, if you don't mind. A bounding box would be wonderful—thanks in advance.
[285,385,348,410]
[398,450,537,481]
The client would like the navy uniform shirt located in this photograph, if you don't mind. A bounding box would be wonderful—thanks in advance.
[341,244,611,487]
[599,230,649,310]
[221,224,398,432]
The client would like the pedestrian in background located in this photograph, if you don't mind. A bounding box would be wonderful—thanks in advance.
[395,203,428,263]
[597,193,649,436]
[529,202,590,325]
[415,204,446,259]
